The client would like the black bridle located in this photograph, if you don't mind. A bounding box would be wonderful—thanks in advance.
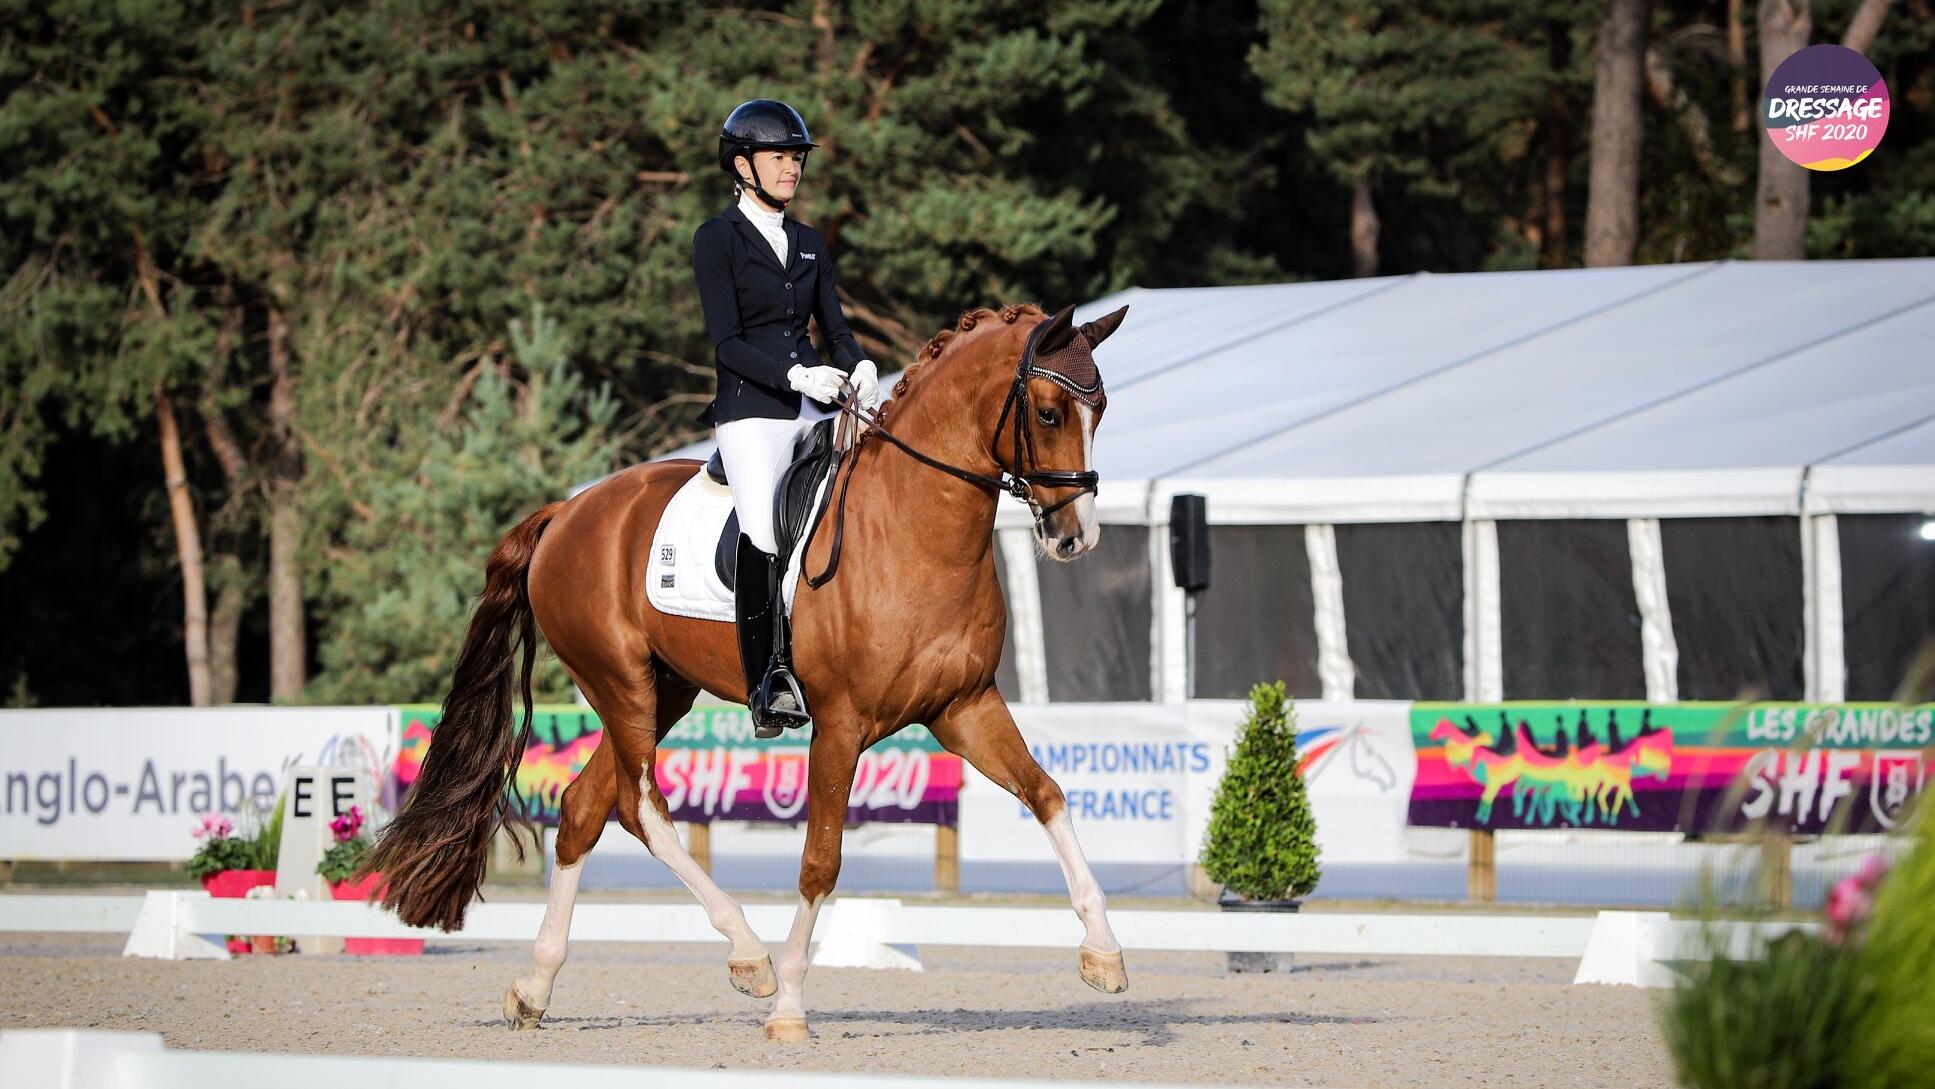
[803,319,1100,589]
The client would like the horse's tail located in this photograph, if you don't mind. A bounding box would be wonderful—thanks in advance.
[361,502,564,932]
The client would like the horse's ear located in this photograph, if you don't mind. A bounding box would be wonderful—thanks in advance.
[1079,305,1129,347]
[1037,304,1077,353]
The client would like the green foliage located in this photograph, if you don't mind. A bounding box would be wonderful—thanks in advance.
[186,832,257,882]
[1198,681,1320,900]
[1663,929,1872,1089]
[249,794,286,870]
[1844,815,1935,1089]
[1664,806,1930,1089]
[4,0,1934,704]
[305,303,618,703]
[316,838,371,885]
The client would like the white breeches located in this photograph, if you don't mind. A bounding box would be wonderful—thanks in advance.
[713,416,802,554]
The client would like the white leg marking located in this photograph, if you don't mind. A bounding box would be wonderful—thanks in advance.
[1045,809,1119,953]
[769,894,827,1024]
[637,783,767,960]
[514,859,583,1011]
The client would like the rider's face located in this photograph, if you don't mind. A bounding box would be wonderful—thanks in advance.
[738,149,804,204]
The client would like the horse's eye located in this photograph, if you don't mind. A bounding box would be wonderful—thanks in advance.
[1037,407,1061,427]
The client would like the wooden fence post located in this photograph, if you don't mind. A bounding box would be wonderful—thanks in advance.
[1761,830,1792,909]
[687,822,712,876]
[1468,829,1497,903]
[934,823,960,895]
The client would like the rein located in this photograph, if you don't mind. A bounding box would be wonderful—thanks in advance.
[803,320,1099,589]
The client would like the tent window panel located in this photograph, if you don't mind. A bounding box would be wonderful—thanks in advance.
[1498,519,1646,700]
[1194,525,1320,700]
[1334,522,1465,700]
[1838,514,1935,701]
[1661,517,1804,701]
[991,539,1022,703]
[1036,527,1152,701]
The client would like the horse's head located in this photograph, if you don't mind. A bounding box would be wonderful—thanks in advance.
[881,302,1127,560]
[1000,303,1128,561]
[1430,716,1492,767]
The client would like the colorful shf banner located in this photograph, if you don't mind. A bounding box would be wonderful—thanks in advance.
[393,704,960,826]
[1409,703,1930,834]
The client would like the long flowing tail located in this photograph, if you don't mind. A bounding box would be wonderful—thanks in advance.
[361,502,564,931]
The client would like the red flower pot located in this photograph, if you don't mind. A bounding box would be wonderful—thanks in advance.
[200,869,278,898]
[331,873,423,956]
[200,869,279,954]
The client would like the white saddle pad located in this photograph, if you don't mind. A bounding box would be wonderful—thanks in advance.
[645,464,828,624]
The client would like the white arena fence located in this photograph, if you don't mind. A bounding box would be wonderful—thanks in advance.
[0,892,1809,988]
[0,1029,1236,1089]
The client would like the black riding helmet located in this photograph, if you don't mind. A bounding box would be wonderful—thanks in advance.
[717,99,818,209]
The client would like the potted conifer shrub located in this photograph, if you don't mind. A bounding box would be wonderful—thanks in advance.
[1199,681,1319,971]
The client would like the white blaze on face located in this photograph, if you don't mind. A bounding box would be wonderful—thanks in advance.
[1074,402,1100,551]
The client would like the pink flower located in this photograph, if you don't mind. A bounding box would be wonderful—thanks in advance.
[328,805,366,844]
[191,813,233,840]
[1824,852,1892,946]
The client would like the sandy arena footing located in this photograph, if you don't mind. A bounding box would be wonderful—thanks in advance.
[0,932,1675,1087]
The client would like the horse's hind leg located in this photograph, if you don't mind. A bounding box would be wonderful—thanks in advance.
[932,688,1127,994]
[505,738,615,1029]
[591,665,777,999]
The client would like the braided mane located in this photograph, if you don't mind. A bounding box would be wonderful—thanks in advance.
[866,304,1041,441]
[892,304,1042,398]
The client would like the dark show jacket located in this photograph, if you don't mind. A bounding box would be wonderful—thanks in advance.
[692,203,866,425]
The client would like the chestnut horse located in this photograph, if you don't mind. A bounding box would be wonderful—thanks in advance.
[364,302,1131,1041]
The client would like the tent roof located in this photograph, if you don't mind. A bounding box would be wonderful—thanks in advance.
[659,258,1935,525]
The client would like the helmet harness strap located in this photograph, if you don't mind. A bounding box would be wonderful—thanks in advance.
[738,149,802,211]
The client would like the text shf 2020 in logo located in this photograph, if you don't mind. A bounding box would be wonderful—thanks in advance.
[1763,44,1889,171]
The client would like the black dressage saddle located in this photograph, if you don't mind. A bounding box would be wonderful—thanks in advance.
[708,417,838,593]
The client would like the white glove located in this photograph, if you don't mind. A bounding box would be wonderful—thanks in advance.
[786,363,845,402]
[849,359,881,412]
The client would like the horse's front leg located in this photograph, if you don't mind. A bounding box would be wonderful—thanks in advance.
[932,688,1127,993]
[766,728,862,1042]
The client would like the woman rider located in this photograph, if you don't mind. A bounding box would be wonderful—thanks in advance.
[691,99,882,734]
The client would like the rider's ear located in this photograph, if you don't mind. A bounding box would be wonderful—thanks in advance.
[1078,305,1129,348]
[1037,305,1077,352]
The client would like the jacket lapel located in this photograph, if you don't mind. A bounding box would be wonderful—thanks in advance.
[784,220,814,276]
[723,204,787,274]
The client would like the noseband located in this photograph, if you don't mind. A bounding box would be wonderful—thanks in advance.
[803,318,1102,588]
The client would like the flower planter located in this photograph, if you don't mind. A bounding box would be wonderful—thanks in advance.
[200,869,278,899]
[330,873,423,956]
[200,869,279,955]
[1218,888,1300,973]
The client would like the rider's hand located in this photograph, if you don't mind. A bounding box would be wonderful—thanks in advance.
[848,359,882,413]
[786,363,846,402]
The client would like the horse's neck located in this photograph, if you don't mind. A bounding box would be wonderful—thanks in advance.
[853,365,1006,567]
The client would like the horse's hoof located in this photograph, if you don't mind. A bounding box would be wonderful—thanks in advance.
[763,1016,812,1043]
[1079,946,1129,994]
[729,955,778,998]
[503,983,545,1030]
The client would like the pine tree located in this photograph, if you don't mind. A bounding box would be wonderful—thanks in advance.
[305,303,618,704]
[1199,680,1320,901]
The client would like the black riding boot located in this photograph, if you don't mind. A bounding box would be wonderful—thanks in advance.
[734,534,810,738]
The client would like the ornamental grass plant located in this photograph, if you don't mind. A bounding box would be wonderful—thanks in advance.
[1662,806,1929,1089]
[1198,680,1320,901]
[1841,810,1935,1089]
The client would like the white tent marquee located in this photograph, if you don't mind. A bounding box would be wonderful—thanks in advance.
[660,258,1935,707]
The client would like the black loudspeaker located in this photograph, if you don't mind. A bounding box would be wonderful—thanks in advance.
[1169,493,1210,592]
